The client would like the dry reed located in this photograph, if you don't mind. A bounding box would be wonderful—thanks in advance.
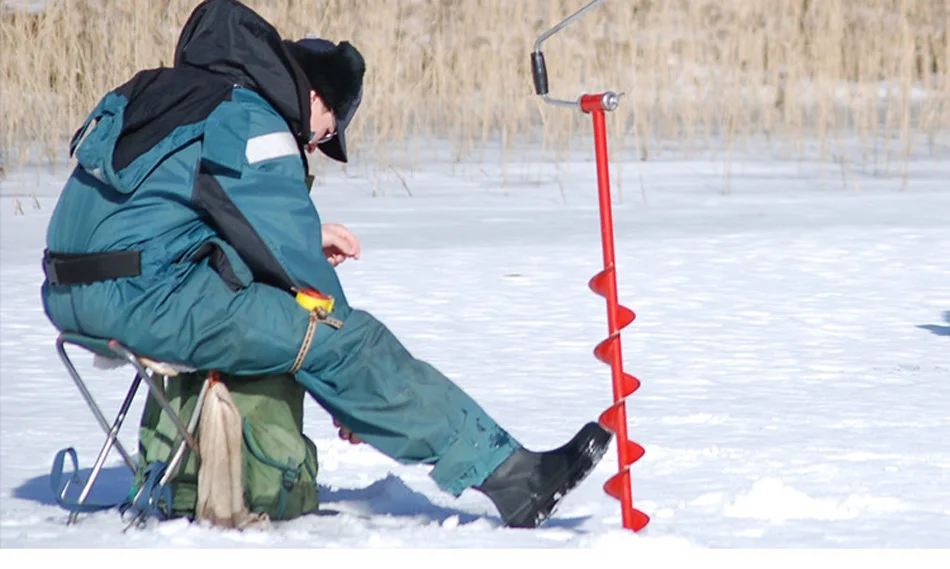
[1,0,948,180]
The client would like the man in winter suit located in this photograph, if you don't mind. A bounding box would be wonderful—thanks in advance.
[42,0,612,528]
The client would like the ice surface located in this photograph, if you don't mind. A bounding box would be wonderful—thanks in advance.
[1,150,948,547]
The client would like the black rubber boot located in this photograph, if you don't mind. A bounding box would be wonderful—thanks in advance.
[474,422,613,528]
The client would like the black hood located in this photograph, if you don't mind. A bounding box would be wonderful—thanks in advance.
[173,0,313,145]
[76,0,315,178]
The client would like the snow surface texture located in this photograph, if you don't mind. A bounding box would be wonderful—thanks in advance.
[1,152,948,548]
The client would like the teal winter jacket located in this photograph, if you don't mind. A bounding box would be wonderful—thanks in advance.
[42,0,348,371]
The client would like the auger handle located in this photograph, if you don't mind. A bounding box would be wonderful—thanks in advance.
[531,0,617,111]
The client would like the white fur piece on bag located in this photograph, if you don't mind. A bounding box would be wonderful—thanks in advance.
[195,381,270,530]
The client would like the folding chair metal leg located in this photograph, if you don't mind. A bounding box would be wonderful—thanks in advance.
[56,336,138,473]
[109,341,199,456]
[56,334,204,526]
[160,377,210,486]
[125,377,210,531]
[66,370,144,525]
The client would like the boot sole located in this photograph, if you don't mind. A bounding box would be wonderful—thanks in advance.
[505,423,613,528]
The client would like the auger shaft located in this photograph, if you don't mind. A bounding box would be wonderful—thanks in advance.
[582,96,649,531]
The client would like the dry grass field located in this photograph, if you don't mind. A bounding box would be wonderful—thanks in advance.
[1,0,948,175]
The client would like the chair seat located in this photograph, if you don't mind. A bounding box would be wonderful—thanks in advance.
[59,332,197,376]
[59,331,118,359]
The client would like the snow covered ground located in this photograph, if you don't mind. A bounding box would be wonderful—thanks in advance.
[1,146,948,549]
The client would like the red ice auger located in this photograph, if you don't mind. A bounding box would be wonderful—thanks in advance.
[531,0,649,532]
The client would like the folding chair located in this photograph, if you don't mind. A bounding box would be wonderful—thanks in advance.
[51,331,210,528]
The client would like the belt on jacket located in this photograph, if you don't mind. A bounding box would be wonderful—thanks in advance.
[43,249,142,286]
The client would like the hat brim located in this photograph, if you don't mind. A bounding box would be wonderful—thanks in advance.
[317,127,347,163]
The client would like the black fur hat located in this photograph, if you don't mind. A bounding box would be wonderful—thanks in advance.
[284,37,365,162]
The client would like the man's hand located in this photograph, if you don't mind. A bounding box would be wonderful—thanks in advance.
[321,223,361,267]
[332,417,363,445]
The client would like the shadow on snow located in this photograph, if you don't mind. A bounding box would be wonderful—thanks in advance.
[12,465,591,530]
[917,311,950,336]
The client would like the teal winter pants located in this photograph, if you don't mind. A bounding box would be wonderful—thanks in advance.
[296,309,519,495]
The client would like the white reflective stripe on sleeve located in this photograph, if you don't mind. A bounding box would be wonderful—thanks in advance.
[245,131,299,164]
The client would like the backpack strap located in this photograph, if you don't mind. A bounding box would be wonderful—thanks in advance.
[49,447,128,514]
[124,461,175,519]
[49,447,172,520]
